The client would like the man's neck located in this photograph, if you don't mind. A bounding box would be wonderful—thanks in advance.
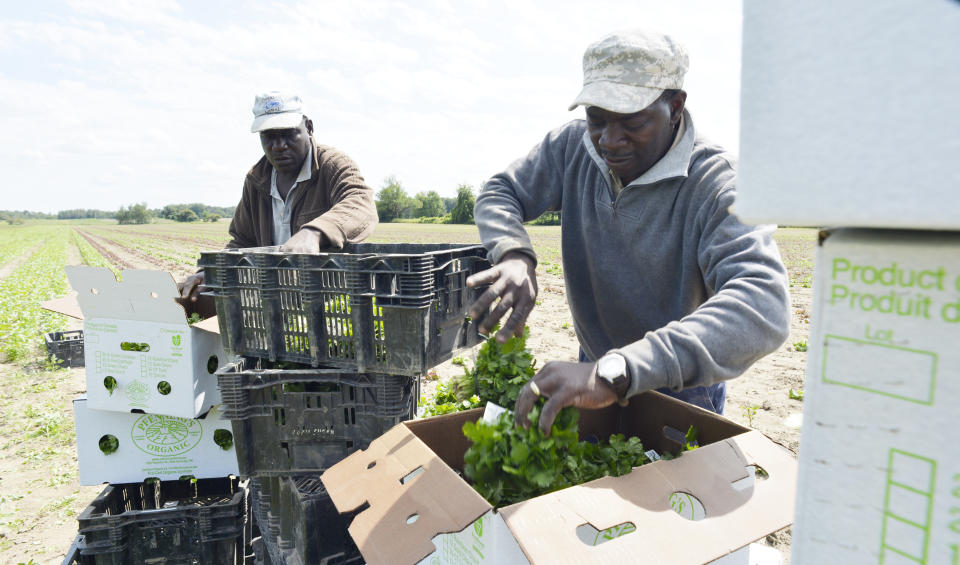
[276,168,300,200]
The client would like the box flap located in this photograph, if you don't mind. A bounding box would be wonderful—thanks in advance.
[499,431,796,564]
[41,293,82,319]
[66,266,187,324]
[321,423,492,565]
[192,315,221,335]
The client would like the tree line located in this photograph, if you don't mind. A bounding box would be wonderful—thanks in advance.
[375,176,475,224]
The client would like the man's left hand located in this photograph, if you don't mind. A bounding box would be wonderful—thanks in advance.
[280,229,325,253]
[514,360,618,436]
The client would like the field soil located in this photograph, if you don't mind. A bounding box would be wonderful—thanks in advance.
[0,223,813,564]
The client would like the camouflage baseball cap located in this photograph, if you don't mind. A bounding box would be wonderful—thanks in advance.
[568,30,689,114]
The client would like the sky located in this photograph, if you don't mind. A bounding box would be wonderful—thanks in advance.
[0,0,743,213]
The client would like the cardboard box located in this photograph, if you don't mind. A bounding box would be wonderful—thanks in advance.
[793,229,960,562]
[321,392,797,565]
[734,0,960,228]
[74,397,239,485]
[44,267,226,418]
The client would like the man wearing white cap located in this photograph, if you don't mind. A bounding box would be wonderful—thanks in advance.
[179,92,378,302]
[467,30,791,433]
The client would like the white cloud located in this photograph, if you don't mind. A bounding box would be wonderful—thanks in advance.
[1,0,743,212]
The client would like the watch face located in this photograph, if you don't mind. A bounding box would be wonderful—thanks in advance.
[598,354,626,380]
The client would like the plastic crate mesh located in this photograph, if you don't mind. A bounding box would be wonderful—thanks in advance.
[200,243,490,375]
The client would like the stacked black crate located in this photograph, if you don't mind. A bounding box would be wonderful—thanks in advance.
[201,243,490,565]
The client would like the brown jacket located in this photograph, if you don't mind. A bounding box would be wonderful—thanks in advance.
[226,139,378,248]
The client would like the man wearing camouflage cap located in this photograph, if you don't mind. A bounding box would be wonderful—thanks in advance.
[179,92,378,303]
[467,30,791,433]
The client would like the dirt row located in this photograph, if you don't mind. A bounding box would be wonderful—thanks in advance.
[75,229,196,280]
[94,226,228,248]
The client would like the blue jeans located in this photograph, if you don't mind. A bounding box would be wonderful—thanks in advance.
[579,349,726,415]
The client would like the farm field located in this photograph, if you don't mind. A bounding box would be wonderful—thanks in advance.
[0,220,815,564]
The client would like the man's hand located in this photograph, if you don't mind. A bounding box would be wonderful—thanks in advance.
[177,272,205,303]
[514,361,618,436]
[466,251,537,343]
[280,229,325,253]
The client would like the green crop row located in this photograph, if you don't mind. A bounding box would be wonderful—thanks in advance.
[72,229,120,277]
[0,227,70,361]
[0,225,49,269]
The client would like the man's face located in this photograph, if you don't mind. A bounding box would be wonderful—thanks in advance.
[586,92,685,184]
[259,118,313,174]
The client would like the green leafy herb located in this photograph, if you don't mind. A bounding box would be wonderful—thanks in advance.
[420,325,536,415]
[421,381,481,416]
[469,326,536,407]
[462,402,651,507]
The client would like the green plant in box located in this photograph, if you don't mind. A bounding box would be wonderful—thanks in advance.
[462,402,653,507]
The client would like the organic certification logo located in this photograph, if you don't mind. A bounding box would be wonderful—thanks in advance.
[131,414,202,456]
[172,334,182,346]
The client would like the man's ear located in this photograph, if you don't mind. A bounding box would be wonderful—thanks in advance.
[304,117,314,135]
[670,91,687,125]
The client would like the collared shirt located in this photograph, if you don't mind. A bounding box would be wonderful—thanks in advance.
[270,145,314,246]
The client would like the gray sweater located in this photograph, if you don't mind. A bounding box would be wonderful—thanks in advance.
[474,110,791,398]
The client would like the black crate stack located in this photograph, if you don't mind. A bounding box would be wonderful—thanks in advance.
[199,243,490,565]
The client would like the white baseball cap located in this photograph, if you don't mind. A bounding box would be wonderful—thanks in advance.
[250,91,305,133]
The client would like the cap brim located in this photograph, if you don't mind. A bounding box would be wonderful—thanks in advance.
[567,82,664,114]
[250,112,304,133]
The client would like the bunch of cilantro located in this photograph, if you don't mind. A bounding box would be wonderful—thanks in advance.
[420,326,536,413]
[453,326,537,407]
[462,403,650,507]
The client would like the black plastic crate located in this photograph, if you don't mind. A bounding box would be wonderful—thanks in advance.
[250,477,363,565]
[199,243,490,375]
[218,357,418,476]
[61,534,85,565]
[74,476,247,565]
[44,329,85,367]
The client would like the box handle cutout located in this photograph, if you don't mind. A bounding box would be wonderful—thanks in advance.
[120,341,151,352]
[406,513,419,525]
[669,492,706,521]
[103,376,117,396]
[400,466,425,485]
[575,522,637,546]
[367,461,377,470]
[207,355,219,374]
[157,381,171,395]
[214,429,233,450]
[99,434,119,454]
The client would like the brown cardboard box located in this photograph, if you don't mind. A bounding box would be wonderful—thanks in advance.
[321,391,797,565]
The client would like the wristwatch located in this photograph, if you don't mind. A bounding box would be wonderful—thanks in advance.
[596,352,631,406]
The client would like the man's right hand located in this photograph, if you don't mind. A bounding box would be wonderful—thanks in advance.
[177,272,205,303]
[466,251,538,343]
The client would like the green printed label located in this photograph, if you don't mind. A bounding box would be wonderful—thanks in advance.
[131,414,202,456]
[879,449,937,564]
[95,352,136,373]
[125,380,150,406]
[143,355,178,378]
[172,334,181,346]
[828,257,960,322]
